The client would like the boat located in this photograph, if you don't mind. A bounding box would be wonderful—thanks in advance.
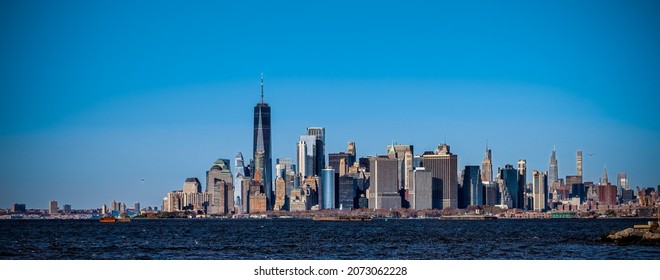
[100,216,131,223]
[100,216,117,223]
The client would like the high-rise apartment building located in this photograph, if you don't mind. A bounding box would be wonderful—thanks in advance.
[421,144,458,209]
[253,74,272,210]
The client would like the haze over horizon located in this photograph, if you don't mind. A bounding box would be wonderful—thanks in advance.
[1,0,659,209]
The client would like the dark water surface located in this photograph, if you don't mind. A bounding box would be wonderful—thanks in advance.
[1,219,658,260]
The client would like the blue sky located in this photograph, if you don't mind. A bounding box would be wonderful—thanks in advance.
[1,0,659,209]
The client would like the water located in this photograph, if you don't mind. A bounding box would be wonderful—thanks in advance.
[0,219,658,260]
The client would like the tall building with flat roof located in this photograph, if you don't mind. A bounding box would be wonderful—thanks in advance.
[329,152,350,175]
[274,177,287,211]
[518,160,527,209]
[321,168,336,209]
[253,74,272,210]
[49,200,58,215]
[307,127,326,176]
[500,164,520,209]
[421,144,458,209]
[617,172,628,197]
[338,175,356,210]
[412,168,433,210]
[462,165,482,207]
[368,157,401,210]
[576,150,583,177]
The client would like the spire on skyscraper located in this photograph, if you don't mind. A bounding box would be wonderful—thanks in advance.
[260,72,264,104]
[603,165,609,185]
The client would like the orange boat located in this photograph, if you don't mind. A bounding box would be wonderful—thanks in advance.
[100,216,117,223]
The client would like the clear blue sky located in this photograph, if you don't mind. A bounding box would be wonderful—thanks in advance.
[1,0,659,209]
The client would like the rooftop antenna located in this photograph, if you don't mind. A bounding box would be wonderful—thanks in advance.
[260,73,264,104]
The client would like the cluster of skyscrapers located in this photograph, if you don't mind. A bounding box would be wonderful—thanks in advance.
[160,76,658,215]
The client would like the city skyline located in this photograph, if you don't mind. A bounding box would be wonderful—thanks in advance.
[2,1,660,209]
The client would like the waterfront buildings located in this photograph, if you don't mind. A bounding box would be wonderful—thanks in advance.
[253,74,273,210]
[164,178,211,212]
[421,144,458,209]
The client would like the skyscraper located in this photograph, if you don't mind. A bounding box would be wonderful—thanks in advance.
[549,148,559,186]
[347,141,356,166]
[253,74,272,210]
[321,168,336,209]
[368,157,402,210]
[532,170,547,211]
[500,164,520,209]
[49,200,58,215]
[576,150,583,177]
[462,165,482,208]
[481,143,492,182]
[517,160,527,209]
[307,127,326,176]
[617,172,629,197]
[234,152,247,212]
[207,159,234,215]
[385,144,414,192]
[421,144,458,209]
[411,168,433,210]
[297,139,309,178]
